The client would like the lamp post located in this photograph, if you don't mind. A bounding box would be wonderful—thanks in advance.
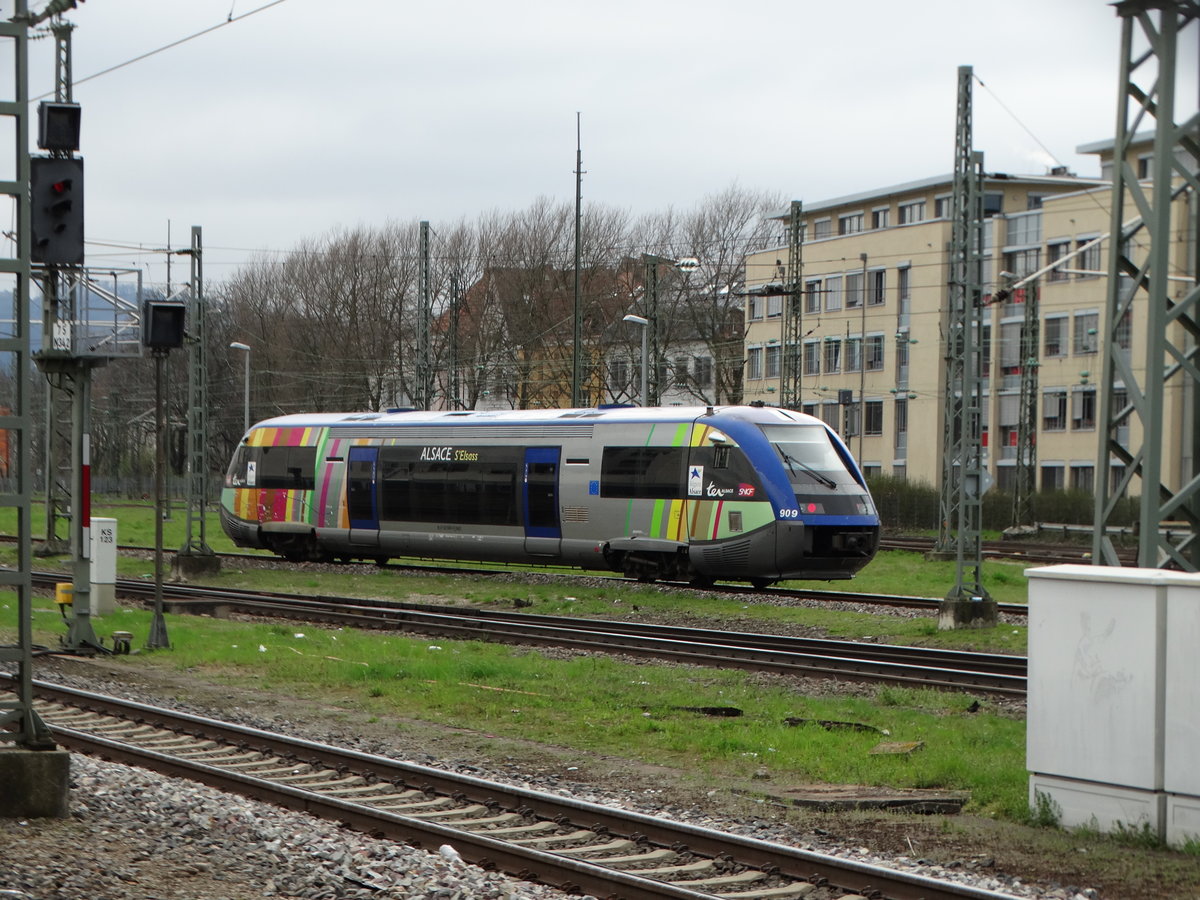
[229,342,250,432]
[622,314,649,407]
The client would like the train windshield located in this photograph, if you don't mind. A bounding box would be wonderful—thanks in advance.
[759,424,859,489]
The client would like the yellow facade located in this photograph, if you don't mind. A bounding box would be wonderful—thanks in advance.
[743,140,1189,496]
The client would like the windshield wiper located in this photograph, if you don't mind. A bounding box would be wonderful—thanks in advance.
[779,450,837,489]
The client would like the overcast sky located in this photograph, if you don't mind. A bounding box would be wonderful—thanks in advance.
[25,0,1139,285]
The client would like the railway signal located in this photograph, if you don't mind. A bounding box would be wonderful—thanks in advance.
[30,155,84,266]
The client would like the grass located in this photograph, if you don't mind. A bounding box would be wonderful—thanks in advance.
[0,597,1032,821]
[2,498,1039,821]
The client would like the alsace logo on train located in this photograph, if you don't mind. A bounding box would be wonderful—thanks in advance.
[419,446,481,462]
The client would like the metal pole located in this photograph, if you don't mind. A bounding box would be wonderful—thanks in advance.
[572,113,583,407]
[640,325,648,407]
[622,314,649,406]
[230,342,250,433]
[859,252,867,462]
[243,350,250,432]
[147,349,169,649]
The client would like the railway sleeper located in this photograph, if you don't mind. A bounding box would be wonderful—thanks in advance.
[551,838,639,857]
[676,869,768,889]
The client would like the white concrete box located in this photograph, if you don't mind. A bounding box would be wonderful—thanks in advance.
[1166,793,1200,848]
[1026,565,1167,792]
[1029,773,1164,833]
[1164,572,1200,799]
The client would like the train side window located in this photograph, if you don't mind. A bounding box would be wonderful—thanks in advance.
[225,445,252,487]
[713,445,730,469]
[259,446,316,490]
[379,446,521,526]
[600,447,685,499]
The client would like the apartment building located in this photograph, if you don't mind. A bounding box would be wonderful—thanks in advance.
[742,143,1177,495]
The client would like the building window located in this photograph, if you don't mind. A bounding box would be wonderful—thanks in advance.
[1044,315,1067,357]
[694,356,713,388]
[869,269,886,305]
[1071,386,1096,430]
[898,200,926,224]
[839,212,864,235]
[1070,463,1095,492]
[1004,247,1040,279]
[844,337,861,373]
[865,334,884,371]
[611,358,629,391]
[821,401,840,430]
[983,192,1004,217]
[897,266,911,318]
[813,218,832,239]
[1077,236,1102,277]
[802,341,820,376]
[823,339,841,374]
[894,398,908,451]
[824,276,842,311]
[764,346,780,380]
[767,292,782,318]
[843,401,861,437]
[845,272,863,309]
[748,295,763,320]
[673,356,689,387]
[1041,464,1065,491]
[934,194,953,218]
[1137,154,1153,180]
[1006,211,1042,246]
[747,347,762,380]
[804,279,822,314]
[1042,388,1067,430]
[1073,310,1099,355]
[1047,241,1070,282]
[865,400,883,435]
[999,321,1023,373]
[872,207,889,229]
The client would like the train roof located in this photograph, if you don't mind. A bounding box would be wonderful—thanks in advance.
[249,405,825,431]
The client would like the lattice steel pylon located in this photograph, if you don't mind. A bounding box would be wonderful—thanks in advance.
[936,65,993,621]
[1093,0,1200,570]
[781,200,804,410]
[177,225,218,574]
[1012,280,1040,528]
[0,3,55,748]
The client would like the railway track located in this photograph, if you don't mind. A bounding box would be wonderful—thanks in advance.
[9,676,1022,900]
[23,534,1034,617]
[31,573,1028,696]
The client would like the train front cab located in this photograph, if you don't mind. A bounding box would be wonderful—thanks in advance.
[757,420,880,580]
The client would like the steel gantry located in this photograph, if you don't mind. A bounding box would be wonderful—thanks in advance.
[781,200,805,410]
[1093,0,1200,570]
[936,65,995,625]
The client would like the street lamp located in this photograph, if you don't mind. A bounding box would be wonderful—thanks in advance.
[622,314,649,407]
[229,342,251,433]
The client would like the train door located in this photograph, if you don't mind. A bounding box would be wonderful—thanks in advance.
[347,446,380,547]
[523,446,560,556]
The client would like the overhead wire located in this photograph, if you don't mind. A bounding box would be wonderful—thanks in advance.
[34,0,292,99]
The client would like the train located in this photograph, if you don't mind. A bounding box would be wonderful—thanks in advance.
[219,404,880,587]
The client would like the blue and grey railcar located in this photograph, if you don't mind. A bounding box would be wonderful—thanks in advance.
[219,405,880,587]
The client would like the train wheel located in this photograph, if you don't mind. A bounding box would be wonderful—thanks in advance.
[374,556,389,567]
[690,575,715,589]
[750,577,774,590]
